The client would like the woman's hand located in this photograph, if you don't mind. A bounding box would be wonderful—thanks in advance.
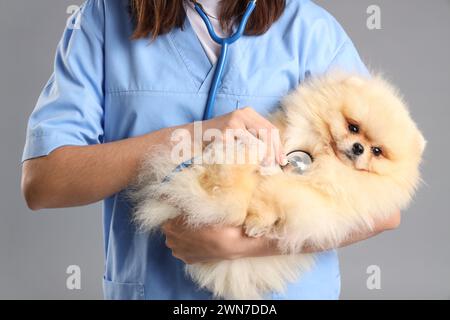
[162,217,279,265]
[202,107,288,166]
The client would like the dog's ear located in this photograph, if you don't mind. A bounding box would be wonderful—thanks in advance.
[417,132,427,155]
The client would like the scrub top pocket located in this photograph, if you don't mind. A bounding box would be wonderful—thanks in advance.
[103,277,145,300]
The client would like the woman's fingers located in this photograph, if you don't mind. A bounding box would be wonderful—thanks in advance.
[203,107,286,165]
[239,107,285,165]
[161,218,281,264]
[233,129,266,164]
[162,218,237,262]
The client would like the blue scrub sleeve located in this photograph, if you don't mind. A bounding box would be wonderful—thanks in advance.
[22,0,105,162]
[301,0,369,77]
[327,40,369,76]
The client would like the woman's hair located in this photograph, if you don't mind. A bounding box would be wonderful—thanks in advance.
[130,0,286,40]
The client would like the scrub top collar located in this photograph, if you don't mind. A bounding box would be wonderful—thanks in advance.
[169,15,252,94]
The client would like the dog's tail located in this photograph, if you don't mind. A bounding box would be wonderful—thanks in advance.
[186,254,314,300]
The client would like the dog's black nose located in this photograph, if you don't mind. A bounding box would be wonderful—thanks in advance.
[352,143,364,156]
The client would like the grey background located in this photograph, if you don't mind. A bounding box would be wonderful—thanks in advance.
[0,0,448,299]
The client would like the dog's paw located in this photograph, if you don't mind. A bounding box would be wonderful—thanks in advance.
[244,224,271,238]
[244,214,276,238]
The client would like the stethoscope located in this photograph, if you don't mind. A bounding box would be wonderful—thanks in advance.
[163,1,313,180]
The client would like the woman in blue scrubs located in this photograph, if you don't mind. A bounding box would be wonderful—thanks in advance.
[21,0,401,299]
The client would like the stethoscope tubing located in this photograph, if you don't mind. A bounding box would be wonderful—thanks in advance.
[192,0,257,120]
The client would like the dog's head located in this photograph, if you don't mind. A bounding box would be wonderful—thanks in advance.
[323,75,426,179]
[281,73,426,192]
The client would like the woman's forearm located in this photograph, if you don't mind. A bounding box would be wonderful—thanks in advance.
[21,123,195,210]
[22,107,285,211]
[301,210,401,253]
[238,210,402,258]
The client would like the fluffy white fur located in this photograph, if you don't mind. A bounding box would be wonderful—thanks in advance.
[130,72,426,300]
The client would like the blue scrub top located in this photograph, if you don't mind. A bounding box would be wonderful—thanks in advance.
[23,0,368,299]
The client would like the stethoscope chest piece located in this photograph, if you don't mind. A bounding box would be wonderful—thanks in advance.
[282,150,313,175]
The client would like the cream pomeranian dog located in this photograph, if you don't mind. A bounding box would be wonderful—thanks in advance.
[130,72,426,300]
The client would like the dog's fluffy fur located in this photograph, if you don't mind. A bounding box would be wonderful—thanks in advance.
[130,72,426,299]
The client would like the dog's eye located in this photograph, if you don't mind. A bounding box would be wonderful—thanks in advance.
[372,147,383,157]
[348,124,359,134]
